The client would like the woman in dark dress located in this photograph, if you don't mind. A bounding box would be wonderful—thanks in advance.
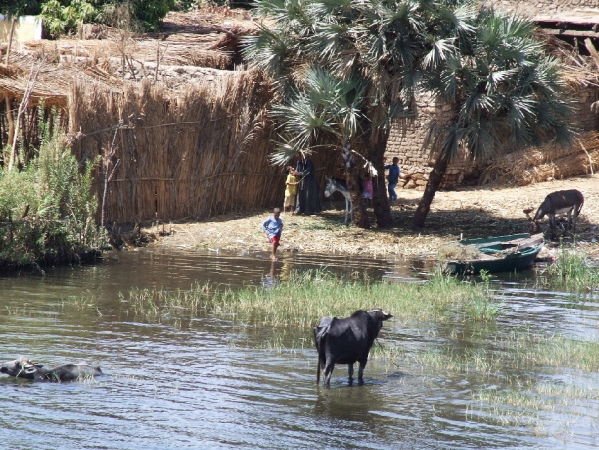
[293,152,321,215]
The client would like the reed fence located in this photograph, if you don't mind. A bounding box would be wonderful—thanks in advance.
[0,51,340,225]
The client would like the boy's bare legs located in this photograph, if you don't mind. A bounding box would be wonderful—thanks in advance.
[270,241,279,260]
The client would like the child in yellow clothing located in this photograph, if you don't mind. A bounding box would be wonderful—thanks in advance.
[284,166,299,214]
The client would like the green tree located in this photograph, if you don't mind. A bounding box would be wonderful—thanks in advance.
[39,0,174,37]
[269,67,376,227]
[244,0,574,230]
[243,0,472,228]
[411,6,574,228]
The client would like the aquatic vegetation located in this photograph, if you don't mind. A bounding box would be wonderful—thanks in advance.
[120,282,215,320]
[537,247,599,294]
[120,268,499,327]
[501,331,599,372]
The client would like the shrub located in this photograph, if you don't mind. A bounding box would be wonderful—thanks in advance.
[0,131,105,269]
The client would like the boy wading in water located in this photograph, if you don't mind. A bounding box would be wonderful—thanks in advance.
[262,208,283,260]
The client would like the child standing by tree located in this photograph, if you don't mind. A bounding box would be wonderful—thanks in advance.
[262,208,283,260]
[384,156,401,202]
[284,166,299,214]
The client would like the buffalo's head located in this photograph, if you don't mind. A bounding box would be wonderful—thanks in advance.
[0,357,43,379]
[367,308,393,322]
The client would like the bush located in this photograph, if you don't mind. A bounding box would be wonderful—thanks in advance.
[38,0,175,37]
[0,131,106,269]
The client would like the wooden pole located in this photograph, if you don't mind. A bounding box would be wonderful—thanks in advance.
[5,17,16,66]
[8,57,45,171]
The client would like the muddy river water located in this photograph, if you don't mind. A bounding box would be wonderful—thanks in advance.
[1,247,598,449]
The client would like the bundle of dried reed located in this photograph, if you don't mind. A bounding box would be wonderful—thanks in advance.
[479,131,599,186]
[64,69,338,224]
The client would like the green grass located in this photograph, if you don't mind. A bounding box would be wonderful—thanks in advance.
[118,268,500,326]
[537,247,599,294]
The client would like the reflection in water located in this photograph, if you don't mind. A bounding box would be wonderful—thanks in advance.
[262,259,278,289]
[1,248,599,449]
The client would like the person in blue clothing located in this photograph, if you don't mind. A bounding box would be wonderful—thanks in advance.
[384,156,401,202]
[262,207,283,260]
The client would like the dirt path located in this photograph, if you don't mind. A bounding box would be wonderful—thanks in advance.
[146,175,599,260]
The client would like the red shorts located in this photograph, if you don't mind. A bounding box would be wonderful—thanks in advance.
[269,234,281,244]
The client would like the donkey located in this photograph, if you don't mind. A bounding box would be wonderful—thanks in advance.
[324,177,353,223]
[528,189,584,239]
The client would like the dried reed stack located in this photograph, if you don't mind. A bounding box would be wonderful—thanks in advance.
[478,131,599,186]
[69,70,277,222]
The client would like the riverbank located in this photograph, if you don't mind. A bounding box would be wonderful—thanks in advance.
[146,175,599,260]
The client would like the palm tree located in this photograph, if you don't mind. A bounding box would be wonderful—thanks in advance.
[411,7,574,228]
[268,67,374,227]
[244,0,572,230]
[243,0,460,228]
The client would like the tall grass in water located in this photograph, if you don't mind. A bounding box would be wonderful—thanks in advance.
[121,268,501,326]
[0,122,106,269]
[538,247,599,294]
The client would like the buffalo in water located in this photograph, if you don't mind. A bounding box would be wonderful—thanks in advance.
[314,308,393,387]
[0,357,103,382]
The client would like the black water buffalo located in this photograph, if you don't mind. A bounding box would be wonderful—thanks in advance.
[0,357,103,382]
[314,308,393,387]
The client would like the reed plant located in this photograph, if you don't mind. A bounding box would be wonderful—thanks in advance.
[537,247,599,294]
[120,268,500,326]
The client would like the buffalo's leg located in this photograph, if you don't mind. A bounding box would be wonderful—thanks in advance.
[323,359,335,387]
[347,364,354,385]
[357,358,368,384]
[317,355,325,385]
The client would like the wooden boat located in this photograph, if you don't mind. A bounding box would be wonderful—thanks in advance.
[442,233,544,274]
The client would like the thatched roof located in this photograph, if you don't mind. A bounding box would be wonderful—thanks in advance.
[0,7,260,106]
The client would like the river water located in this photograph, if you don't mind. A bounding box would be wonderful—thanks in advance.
[1,248,598,449]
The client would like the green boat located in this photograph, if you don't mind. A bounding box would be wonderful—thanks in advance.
[442,233,544,274]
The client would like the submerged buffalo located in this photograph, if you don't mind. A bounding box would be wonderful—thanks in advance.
[0,357,103,382]
[314,308,393,387]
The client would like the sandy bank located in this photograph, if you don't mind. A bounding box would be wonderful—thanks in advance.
[145,175,599,261]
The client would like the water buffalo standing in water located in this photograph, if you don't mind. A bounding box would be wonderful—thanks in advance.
[0,357,103,382]
[314,308,393,387]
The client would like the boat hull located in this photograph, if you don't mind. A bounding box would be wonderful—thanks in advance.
[443,233,544,274]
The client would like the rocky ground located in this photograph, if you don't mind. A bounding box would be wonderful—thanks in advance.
[143,174,599,262]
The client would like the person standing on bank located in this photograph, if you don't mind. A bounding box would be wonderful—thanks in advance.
[283,166,299,215]
[384,156,401,203]
[262,207,283,260]
[292,152,321,215]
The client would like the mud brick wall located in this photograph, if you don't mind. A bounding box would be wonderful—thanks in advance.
[385,84,599,191]
[385,92,479,191]
[487,0,599,17]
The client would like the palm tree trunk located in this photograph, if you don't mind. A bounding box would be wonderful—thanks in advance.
[411,150,449,228]
[364,124,393,228]
[5,17,16,66]
[341,142,369,228]
[346,171,368,228]
[368,143,393,228]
